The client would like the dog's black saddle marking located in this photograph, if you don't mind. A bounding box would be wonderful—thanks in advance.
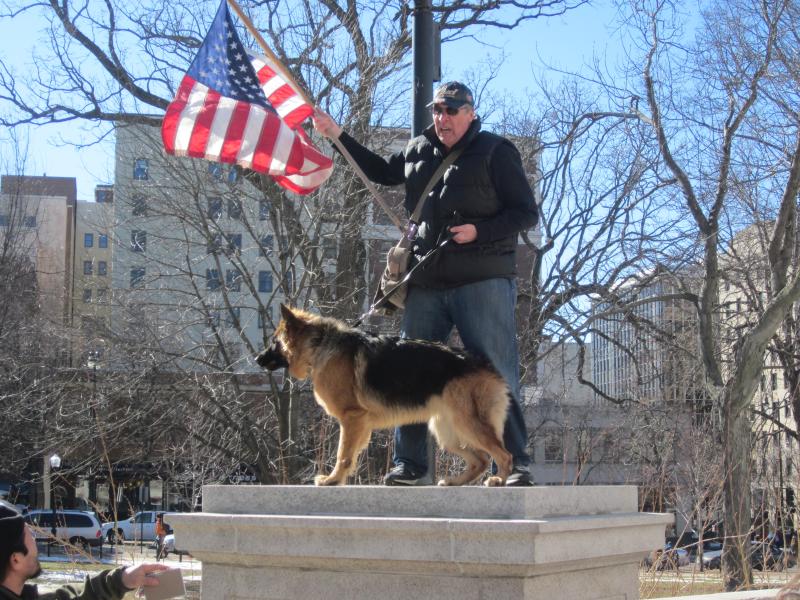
[358,334,495,408]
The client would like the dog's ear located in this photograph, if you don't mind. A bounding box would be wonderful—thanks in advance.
[280,304,305,330]
[280,303,292,321]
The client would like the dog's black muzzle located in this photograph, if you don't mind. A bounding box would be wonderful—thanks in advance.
[255,339,289,371]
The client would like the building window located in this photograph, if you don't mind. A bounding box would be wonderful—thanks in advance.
[227,168,239,184]
[322,237,337,259]
[259,201,271,221]
[207,310,220,328]
[208,163,223,180]
[544,432,563,463]
[82,288,92,303]
[98,234,108,249]
[226,233,242,255]
[0,215,7,226]
[207,197,223,220]
[259,235,273,256]
[84,233,94,247]
[83,261,93,275]
[23,215,36,228]
[98,261,107,276]
[207,233,223,254]
[133,158,149,180]
[771,372,778,391]
[97,288,108,303]
[257,306,273,329]
[131,195,148,217]
[228,198,242,220]
[131,230,146,252]
[95,187,113,203]
[226,269,242,292]
[130,267,146,288]
[258,271,273,293]
[206,269,222,291]
[225,307,241,328]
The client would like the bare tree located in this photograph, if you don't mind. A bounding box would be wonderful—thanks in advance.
[517,0,800,589]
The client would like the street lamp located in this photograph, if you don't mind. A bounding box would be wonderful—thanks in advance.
[48,453,61,557]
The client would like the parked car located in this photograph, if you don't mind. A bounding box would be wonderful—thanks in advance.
[0,499,27,514]
[645,544,690,569]
[24,509,103,548]
[102,511,173,543]
[698,546,723,569]
[750,541,796,571]
[668,530,723,560]
[698,541,796,571]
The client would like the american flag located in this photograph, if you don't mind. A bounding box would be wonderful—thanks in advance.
[161,0,333,195]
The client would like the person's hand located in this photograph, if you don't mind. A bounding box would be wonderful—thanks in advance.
[121,563,169,590]
[449,224,477,244]
[312,108,342,139]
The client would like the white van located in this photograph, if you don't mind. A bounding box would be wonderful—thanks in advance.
[24,509,103,548]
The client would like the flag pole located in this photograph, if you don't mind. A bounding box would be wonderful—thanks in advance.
[226,0,405,233]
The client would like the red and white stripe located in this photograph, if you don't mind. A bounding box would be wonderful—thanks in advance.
[250,54,312,130]
[162,73,332,195]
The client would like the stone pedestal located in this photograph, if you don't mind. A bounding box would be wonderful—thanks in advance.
[168,485,672,600]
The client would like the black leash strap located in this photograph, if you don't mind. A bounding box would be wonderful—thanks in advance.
[352,233,454,327]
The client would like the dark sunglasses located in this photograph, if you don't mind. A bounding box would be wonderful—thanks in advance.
[432,105,464,116]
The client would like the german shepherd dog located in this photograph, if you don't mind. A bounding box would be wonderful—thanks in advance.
[255,304,512,486]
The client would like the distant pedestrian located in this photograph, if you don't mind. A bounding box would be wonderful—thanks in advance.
[155,513,168,561]
[0,505,167,599]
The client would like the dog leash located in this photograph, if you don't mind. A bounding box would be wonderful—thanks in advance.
[352,231,455,328]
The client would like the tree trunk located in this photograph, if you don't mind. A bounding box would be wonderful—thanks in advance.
[722,383,754,590]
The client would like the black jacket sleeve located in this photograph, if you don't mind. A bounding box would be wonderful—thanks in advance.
[39,568,130,600]
[473,140,539,244]
[335,132,406,187]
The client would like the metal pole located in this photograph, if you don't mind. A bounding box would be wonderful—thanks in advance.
[49,472,56,556]
[412,0,434,137]
[413,0,438,483]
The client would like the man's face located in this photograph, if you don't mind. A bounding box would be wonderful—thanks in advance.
[432,103,475,150]
[18,526,42,580]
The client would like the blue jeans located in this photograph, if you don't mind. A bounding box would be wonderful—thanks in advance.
[394,278,530,474]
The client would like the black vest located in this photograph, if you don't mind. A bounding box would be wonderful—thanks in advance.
[402,122,518,288]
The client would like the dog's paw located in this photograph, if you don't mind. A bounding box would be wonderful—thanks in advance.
[437,479,452,486]
[483,476,504,487]
[314,474,343,486]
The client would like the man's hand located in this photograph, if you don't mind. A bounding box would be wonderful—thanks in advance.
[312,108,342,140]
[449,224,477,244]
[121,563,169,590]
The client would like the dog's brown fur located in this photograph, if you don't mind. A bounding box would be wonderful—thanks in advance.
[258,304,512,486]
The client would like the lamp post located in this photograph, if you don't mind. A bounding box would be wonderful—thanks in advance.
[48,453,61,557]
[87,351,99,452]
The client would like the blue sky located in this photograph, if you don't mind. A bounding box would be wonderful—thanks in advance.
[0,2,618,200]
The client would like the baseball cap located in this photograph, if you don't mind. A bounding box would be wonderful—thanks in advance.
[427,81,474,109]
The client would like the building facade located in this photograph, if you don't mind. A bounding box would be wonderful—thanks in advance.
[0,175,77,329]
[73,192,114,359]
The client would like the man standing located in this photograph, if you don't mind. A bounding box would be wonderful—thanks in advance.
[1,505,167,599]
[314,81,538,486]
